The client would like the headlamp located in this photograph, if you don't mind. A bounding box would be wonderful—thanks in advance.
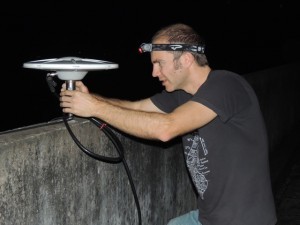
[138,43,205,54]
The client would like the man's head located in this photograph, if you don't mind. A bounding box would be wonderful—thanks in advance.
[150,23,208,67]
[140,23,210,93]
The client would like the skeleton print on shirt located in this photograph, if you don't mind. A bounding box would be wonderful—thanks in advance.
[184,132,210,200]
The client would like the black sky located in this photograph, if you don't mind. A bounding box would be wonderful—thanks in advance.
[1,1,299,132]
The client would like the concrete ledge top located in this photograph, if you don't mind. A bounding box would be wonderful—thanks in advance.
[0,117,88,146]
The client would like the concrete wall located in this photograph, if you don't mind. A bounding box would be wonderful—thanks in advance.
[0,119,197,225]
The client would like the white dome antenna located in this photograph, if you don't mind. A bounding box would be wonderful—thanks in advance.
[23,56,119,117]
[23,56,118,79]
[24,56,118,90]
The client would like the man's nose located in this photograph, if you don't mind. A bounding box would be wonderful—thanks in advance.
[152,66,160,77]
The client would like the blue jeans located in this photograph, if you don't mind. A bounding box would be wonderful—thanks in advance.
[167,210,202,225]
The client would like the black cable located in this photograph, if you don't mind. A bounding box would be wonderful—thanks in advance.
[63,115,123,163]
[63,115,141,224]
[47,76,142,225]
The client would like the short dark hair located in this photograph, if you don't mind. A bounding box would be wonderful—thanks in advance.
[152,23,208,66]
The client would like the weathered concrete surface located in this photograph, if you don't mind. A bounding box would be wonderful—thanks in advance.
[0,118,197,225]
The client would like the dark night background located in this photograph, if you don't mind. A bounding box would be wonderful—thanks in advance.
[1,1,299,132]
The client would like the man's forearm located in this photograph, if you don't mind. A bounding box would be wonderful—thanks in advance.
[92,99,169,141]
[92,94,137,109]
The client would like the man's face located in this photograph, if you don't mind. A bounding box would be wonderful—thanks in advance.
[150,38,186,92]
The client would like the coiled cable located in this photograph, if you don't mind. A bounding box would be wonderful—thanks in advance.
[47,75,142,225]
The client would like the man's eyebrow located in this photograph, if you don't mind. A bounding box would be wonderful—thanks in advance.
[152,59,166,64]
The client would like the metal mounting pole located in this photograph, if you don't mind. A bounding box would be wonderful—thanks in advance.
[66,80,76,118]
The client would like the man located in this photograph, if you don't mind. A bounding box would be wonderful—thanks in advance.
[60,23,277,225]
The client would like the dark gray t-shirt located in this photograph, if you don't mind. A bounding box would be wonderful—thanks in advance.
[150,70,277,225]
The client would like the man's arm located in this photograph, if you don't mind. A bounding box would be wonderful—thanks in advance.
[90,99,217,142]
[62,81,163,113]
[60,86,217,142]
[93,94,164,113]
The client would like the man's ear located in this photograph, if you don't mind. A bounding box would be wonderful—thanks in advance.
[182,52,195,67]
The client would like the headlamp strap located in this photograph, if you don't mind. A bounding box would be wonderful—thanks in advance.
[139,43,205,54]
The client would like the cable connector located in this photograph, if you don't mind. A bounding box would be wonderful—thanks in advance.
[46,73,57,93]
